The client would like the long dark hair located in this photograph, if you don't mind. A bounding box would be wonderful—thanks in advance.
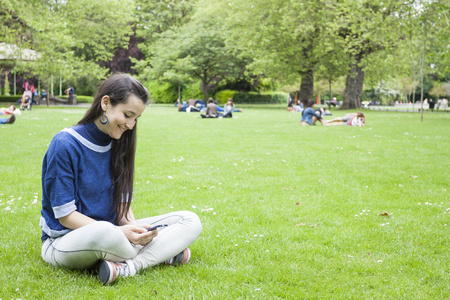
[302,99,315,115]
[78,74,148,223]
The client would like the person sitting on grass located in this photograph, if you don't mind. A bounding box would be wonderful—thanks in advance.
[216,101,242,114]
[294,100,304,113]
[40,74,202,285]
[0,114,15,125]
[318,107,332,116]
[324,112,365,127]
[201,98,219,118]
[222,98,238,118]
[300,99,323,125]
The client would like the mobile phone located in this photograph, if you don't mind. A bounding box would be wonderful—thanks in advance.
[148,224,168,231]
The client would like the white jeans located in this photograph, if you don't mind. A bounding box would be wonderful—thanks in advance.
[41,211,202,271]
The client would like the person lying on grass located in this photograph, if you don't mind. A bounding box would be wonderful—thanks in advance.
[300,99,323,125]
[324,112,365,127]
[0,104,17,115]
[40,73,202,285]
[0,114,15,124]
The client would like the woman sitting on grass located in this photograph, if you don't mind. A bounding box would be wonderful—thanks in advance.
[324,112,365,127]
[222,98,238,118]
[40,74,202,285]
[216,100,242,115]
[300,99,323,125]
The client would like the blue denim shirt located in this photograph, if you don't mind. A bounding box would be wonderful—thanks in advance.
[301,107,322,125]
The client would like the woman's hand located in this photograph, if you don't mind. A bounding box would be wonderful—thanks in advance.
[118,224,157,246]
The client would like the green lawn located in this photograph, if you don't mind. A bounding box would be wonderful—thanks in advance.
[1,105,449,299]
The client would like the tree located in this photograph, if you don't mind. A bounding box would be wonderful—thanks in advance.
[403,0,450,120]
[134,0,196,75]
[218,0,337,105]
[149,18,247,101]
[1,0,136,89]
[429,82,446,102]
[133,0,198,98]
[332,0,410,109]
[315,44,349,101]
[99,28,145,75]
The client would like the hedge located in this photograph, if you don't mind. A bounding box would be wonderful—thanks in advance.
[214,90,239,104]
[76,96,93,103]
[215,90,287,104]
[144,80,203,104]
[0,95,94,104]
[0,95,21,103]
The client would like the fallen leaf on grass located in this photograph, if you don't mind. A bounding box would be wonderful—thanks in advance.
[310,224,319,228]
[408,175,418,178]
[295,202,301,206]
[296,222,306,226]
[378,212,391,218]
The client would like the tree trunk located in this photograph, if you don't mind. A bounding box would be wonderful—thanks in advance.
[200,81,208,102]
[329,79,332,101]
[299,68,314,105]
[342,59,364,109]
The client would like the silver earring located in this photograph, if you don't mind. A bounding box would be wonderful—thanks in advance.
[100,114,108,125]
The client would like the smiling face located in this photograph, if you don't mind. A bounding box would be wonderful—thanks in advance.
[96,94,146,139]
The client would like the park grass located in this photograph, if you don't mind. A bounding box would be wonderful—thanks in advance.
[0,105,449,299]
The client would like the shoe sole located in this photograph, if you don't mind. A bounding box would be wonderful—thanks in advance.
[98,261,114,285]
[181,248,191,264]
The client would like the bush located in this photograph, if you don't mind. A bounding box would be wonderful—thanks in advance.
[3,73,10,95]
[72,76,101,96]
[143,80,204,103]
[214,90,239,104]
[181,81,203,101]
[144,81,178,104]
[76,96,94,103]
[215,90,287,104]
[0,95,94,104]
[0,95,20,103]
[227,91,287,104]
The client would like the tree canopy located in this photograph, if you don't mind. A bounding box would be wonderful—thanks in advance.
[1,0,448,106]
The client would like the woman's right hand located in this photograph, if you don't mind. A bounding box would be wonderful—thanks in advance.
[118,224,158,246]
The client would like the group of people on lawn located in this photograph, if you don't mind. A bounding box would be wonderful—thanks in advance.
[176,96,363,125]
[1,82,75,125]
[17,81,74,110]
[298,99,365,127]
[176,97,241,118]
[175,96,364,126]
